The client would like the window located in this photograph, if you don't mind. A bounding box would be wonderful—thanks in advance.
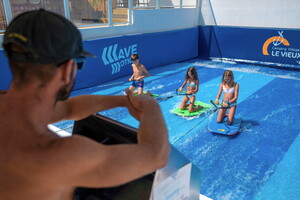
[0,0,6,30]
[0,0,196,31]
[160,0,178,8]
[133,0,150,7]
[182,0,196,7]
[9,0,65,18]
[70,0,109,25]
[112,0,128,23]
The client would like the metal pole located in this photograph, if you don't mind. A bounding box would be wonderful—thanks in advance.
[63,0,71,20]
[156,0,160,9]
[2,0,13,25]
[128,0,132,24]
[108,0,113,26]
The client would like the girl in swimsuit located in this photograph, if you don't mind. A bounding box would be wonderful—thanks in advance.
[178,66,203,113]
[214,70,239,125]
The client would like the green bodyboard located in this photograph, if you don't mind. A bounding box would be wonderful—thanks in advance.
[134,92,159,98]
[173,101,212,117]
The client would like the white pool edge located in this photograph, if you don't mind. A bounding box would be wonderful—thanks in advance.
[48,124,72,137]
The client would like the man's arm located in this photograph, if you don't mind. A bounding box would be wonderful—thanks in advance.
[50,95,128,123]
[46,90,170,188]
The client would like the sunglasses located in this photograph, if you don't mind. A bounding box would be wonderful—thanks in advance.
[73,57,86,70]
[57,57,86,70]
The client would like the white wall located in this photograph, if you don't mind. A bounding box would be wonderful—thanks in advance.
[80,8,199,40]
[2,0,299,46]
[200,0,300,28]
[0,8,199,48]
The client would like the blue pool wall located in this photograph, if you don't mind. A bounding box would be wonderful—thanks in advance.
[1,26,300,91]
[0,27,198,90]
[0,51,11,90]
[198,26,300,68]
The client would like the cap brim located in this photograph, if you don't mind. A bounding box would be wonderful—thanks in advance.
[81,50,96,58]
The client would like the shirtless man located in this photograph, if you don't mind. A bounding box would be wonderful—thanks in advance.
[0,9,169,200]
[128,54,153,95]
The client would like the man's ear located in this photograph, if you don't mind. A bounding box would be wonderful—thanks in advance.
[59,59,75,84]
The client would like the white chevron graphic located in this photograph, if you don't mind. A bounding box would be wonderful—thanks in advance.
[102,44,118,65]
[101,43,138,74]
[111,63,121,74]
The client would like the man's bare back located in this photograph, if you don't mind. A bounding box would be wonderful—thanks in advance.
[0,90,169,200]
[0,10,169,200]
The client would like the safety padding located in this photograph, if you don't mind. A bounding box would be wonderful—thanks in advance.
[0,51,11,90]
[76,27,198,90]
[198,26,300,69]
[0,27,198,91]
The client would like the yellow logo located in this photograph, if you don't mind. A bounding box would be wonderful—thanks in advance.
[8,33,28,42]
[262,31,290,55]
[217,129,225,132]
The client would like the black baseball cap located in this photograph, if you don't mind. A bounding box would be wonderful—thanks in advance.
[2,9,95,64]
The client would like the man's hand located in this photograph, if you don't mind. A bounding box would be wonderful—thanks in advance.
[125,89,157,121]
